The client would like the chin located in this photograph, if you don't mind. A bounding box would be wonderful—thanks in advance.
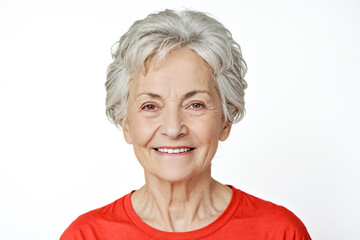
[150,164,210,183]
[150,168,196,183]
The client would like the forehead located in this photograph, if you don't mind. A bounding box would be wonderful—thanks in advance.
[130,48,214,95]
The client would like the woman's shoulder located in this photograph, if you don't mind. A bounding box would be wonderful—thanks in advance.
[60,193,130,240]
[231,187,311,239]
[236,188,303,220]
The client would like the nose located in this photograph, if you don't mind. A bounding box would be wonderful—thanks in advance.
[160,105,188,139]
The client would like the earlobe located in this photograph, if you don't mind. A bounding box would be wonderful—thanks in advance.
[121,118,132,144]
[219,121,232,141]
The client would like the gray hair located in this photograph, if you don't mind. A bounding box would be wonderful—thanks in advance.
[105,9,247,127]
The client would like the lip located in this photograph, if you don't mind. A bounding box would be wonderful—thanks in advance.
[155,146,194,149]
[153,146,195,155]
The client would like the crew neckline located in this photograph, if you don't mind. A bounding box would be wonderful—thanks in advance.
[123,185,241,240]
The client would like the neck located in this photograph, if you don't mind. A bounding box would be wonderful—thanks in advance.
[131,168,232,232]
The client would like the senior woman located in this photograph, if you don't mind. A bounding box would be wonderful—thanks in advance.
[61,9,311,240]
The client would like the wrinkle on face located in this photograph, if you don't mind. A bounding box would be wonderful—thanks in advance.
[123,48,231,182]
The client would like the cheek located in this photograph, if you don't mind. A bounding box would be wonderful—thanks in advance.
[188,114,223,144]
[128,116,158,147]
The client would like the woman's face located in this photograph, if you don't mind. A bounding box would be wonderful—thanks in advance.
[122,48,232,182]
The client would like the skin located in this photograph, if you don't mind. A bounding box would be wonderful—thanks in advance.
[122,48,233,232]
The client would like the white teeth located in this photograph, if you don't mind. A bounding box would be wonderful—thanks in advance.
[157,148,192,153]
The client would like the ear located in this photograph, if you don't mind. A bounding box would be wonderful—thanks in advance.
[219,121,232,141]
[121,117,132,144]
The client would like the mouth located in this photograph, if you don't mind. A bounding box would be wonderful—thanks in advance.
[153,147,195,154]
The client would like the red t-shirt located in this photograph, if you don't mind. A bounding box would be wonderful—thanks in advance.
[60,186,311,239]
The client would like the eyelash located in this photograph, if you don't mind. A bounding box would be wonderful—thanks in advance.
[140,102,205,111]
[188,102,205,110]
[141,103,159,111]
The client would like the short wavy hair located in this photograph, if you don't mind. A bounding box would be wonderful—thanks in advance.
[106,9,247,127]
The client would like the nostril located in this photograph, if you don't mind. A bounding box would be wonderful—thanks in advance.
[177,132,186,138]
[160,123,188,139]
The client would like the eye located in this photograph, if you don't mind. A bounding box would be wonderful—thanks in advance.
[189,102,205,110]
[141,104,158,111]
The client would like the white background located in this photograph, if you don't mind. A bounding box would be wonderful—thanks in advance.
[0,0,359,239]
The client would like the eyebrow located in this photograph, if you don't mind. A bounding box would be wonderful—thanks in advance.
[135,90,210,101]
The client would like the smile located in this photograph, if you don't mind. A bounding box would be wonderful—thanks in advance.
[154,147,195,154]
